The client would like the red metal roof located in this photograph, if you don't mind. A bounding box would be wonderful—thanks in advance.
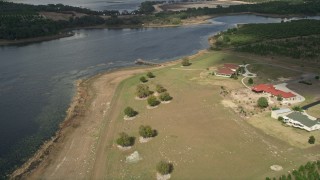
[224,63,239,70]
[217,67,235,75]
[252,84,296,98]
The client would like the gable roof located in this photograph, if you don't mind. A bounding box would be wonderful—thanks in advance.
[252,84,296,98]
[287,112,320,128]
[224,63,239,70]
[217,67,235,75]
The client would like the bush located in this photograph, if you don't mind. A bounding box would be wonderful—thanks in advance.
[116,132,134,147]
[124,107,138,117]
[140,76,148,83]
[272,107,280,110]
[316,75,319,80]
[248,78,253,85]
[156,161,173,175]
[309,136,315,144]
[257,97,268,108]
[139,125,156,138]
[292,106,303,112]
[136,84,151,98]
[181,57,191,66]
[147,95,160,107]
[156,84,167,93]
[147,72,155,78]
[277,95,283,101]
[278,116,284,121]
[159,92,172,101]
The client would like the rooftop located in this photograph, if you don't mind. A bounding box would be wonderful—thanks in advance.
[216,67,235,75]
[272,108,292,114]
[252,84,296,98]
[286,112,320,128]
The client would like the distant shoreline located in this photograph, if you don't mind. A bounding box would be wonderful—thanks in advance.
[0,12,315,46]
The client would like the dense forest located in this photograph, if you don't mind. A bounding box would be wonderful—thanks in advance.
[212,19,320,60]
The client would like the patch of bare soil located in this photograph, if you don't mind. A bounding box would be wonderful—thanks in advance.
[139,136,153,143]
[157,173,171,180]
[39,11,87,21]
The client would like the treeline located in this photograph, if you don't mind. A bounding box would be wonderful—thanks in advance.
[237,35,320,59]
[214,20,320,46]
[267,161,320,180]
[157,0,320,19]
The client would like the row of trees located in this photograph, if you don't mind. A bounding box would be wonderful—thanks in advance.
[266,160,320,180]
[116,125,157,147]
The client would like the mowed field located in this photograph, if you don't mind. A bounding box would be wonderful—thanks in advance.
[98,51,316,179]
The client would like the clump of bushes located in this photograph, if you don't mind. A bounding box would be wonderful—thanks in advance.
[147,72,155,78]
[139,125,157,138]
[316,75,319,80]
[309,136,315,144]
[159,92,172,102]
[292,106,303,112]
[147,95,160,107]
[116,132,135,147]
[156,161,173,175]
[257,97,268,108]
[156,84,167,93]
[140,76,148,83]
[181,57,191,66]
[248,78,253,85]
[277,95,283,101]
[124,107,138,117]
[136,84,152,98]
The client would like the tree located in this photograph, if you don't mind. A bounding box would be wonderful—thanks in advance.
[156,84,167,93]
[309,136,315,144]
[156,161,173,175]
[140,76,148,83]
[147,95,160,107]
[248,78,253,85]
[159,92,172,101]
[124,107,138,117]
[116,132,134,147]
[181,57,191,66]
[147,72,155,78]
[139,125,156,138]
[136,84,151,98]
[257,97,268,108]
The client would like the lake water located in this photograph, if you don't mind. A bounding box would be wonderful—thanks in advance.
[0,14,318,175]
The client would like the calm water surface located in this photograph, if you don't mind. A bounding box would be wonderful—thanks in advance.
[0,14,317,174]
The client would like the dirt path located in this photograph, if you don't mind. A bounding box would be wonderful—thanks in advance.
[22,67,152,179]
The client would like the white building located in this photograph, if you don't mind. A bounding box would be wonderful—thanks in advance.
[283,112,320,132]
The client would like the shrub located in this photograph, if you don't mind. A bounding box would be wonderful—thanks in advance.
[277,95,283,101]
[278,116,284,121]
[159,92,172,102]
[147,95,160,107]
[309,136,315,144]
[181,57,191,66]
[136,84,151,98]
[316,75,319,80]
[124,107,138,117]
[272,107,280,110]
[292,106,303,112]
[140,76,148,83]
[156,84,167,93]
[116,132,134,147]
[156,161,173,175]
[248,78,253,85]
[139,125,156,138]
[147,72,155,78]
[257,97,268,108]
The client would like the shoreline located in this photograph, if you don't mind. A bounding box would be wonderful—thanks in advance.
[10,50,208,179]
[0,12,315,46]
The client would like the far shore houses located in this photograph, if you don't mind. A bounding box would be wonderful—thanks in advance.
[252,84,296,101]
[215,63,240,77]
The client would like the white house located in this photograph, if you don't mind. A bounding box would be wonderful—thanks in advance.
[283,112,320,132]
